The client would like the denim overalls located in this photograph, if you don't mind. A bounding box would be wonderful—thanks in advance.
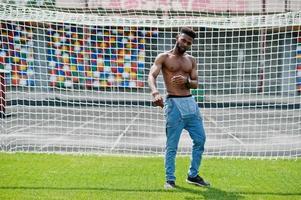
[164,95,206,181]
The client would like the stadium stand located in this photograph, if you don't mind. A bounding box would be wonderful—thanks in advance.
[0,21,35,87]
[47,24,158,89]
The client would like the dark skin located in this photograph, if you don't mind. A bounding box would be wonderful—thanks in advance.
[148,33,198,108]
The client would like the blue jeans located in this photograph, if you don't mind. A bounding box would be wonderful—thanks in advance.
[164,96,206,181]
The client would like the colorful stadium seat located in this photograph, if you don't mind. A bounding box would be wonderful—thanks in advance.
[47,25,157,89]
[0,22,35,87]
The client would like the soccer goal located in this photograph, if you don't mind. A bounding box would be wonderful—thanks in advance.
[0,0,300,158]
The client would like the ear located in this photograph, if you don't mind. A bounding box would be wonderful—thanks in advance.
[175,34,179,41]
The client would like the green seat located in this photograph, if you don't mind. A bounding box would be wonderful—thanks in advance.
[191,89,204,102]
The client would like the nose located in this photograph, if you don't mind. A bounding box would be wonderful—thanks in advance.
[181,42,188,49]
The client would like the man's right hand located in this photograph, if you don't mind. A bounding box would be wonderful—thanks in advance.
[152,92,164,108]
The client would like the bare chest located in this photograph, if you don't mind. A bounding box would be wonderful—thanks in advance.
[163,55,192,73]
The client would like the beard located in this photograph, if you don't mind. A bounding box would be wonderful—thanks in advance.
[176,42,187,54]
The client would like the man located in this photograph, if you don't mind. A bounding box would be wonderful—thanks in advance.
[148,27,210,189]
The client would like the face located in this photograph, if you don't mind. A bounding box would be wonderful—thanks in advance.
[175,33,193,54]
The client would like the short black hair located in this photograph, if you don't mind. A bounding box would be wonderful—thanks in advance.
[180,27,196,39]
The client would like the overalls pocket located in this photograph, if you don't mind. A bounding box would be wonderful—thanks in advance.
[173,97,198,119]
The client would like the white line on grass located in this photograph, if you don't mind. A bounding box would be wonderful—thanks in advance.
[5,113,65,135]
[110,113,140,152]
[37,111,109,151]
[204,115,245,145]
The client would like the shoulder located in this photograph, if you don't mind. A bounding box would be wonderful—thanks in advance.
[157,52,169,59]
[155,52,169,62]
[185,54,196,62]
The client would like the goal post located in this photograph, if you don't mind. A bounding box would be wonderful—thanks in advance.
[0,69,9,118]
[0,0,300,158]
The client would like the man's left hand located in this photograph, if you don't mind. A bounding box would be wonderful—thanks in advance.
[171,75,187,86]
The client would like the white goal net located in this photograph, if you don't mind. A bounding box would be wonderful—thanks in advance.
[0,0,300,158]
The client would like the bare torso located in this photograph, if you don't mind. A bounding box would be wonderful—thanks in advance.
[162,50,193,96]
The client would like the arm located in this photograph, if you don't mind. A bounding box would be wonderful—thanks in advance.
[148,53,165,108]
[186,56,198,89]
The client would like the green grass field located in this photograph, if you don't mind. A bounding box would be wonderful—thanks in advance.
[0,153,300,200]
